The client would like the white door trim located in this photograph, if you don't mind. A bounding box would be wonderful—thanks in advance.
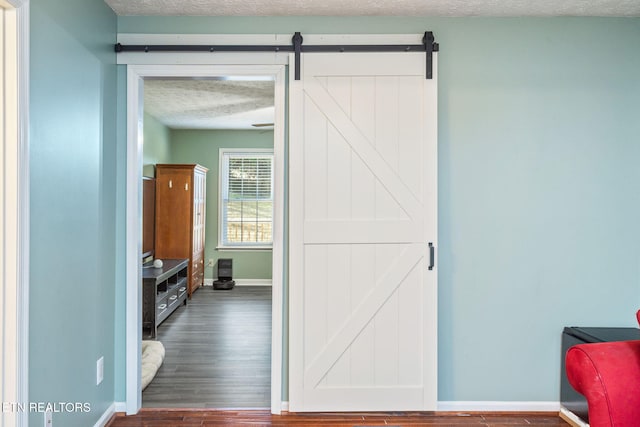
[0,1,29,426]
[125,63,286,415]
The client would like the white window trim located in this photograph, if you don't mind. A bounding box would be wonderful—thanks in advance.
[218,148,275,250]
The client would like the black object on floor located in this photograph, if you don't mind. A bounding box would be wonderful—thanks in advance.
[213,258,235,290]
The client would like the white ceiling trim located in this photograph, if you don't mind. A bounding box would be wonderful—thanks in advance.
[117,33,425,45]
[117,51,290,66]
[118,33,295,45]
[116,33,292,65]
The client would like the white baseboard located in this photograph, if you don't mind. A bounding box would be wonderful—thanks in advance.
[93,403,116,427]
[204,278,272,287]
[281,401,558,414]
[114,402,127,413]
[437,401,560,412]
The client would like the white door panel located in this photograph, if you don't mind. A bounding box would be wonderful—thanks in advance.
[290,51,437,411]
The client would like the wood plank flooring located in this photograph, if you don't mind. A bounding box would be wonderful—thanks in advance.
[142,286,272,408]
[108,410,569,426]
[130,286,569,426]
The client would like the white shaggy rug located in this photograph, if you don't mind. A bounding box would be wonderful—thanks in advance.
[141,340,165,390]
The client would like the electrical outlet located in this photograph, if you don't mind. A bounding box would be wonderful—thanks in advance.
[207,259,214,267]
[44,409,52,427]
[96,356,104,385]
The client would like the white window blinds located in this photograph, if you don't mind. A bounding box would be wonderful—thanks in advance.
[220,149,274,247]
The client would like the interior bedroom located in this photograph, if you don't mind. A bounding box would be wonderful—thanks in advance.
[139,77,276,408]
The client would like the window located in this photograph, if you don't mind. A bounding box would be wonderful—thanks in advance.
[219,149,274,248]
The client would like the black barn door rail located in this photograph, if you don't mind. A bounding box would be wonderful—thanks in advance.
[115,31,439,80]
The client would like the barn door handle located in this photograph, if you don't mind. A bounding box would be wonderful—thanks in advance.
[428,242,435,270]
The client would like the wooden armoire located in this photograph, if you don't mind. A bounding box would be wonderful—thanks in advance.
[154,164,208,297]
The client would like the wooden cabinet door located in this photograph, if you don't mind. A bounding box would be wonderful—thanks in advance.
[155,164,208,297]
[155,168,192,260]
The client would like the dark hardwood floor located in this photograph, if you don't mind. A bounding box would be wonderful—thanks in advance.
[108,410,569,426]
[128,286,570,426]
[142,286,272,408]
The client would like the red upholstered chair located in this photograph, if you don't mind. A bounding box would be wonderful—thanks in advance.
[565,310,640,427]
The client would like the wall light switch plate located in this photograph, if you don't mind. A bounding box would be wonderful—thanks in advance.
[96,356,104,385]
[44,410,52,427]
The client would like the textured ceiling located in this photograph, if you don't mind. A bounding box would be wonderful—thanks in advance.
[144,79,274,130]
[105,0,640,17]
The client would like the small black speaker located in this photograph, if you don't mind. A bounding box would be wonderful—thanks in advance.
[213,258,235,290]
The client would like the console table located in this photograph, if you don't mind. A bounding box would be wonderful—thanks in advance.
[142,258,189,339]
[560,326,640,426]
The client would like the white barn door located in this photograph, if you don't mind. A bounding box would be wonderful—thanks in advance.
[289,51,438,412]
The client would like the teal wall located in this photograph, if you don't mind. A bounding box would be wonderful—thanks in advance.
[142,112,171,177]
[117,16,640,404]
[30,1,117,426]
[169,129,274,280]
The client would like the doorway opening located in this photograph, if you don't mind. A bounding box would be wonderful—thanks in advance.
[125,64,285,415]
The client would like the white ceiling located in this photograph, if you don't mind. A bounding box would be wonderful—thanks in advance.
[144,79,274,130]
[105,0,640,17]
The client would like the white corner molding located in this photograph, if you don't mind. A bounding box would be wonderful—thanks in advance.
[437,401,561,412]
[125,66,143,415]
[1,2,29,427]
[16,3,30,426]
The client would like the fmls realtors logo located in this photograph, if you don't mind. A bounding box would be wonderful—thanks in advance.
[2,402,91,413]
